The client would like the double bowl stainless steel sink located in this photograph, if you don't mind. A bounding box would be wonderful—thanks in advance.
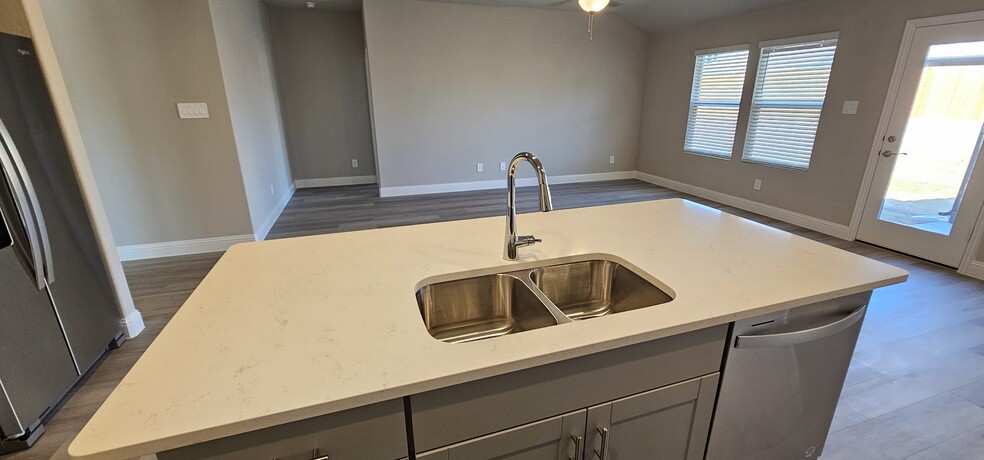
[415,255,674,343]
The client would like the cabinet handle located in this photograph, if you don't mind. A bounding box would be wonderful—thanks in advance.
[593,427,609,460]
[570,434,583,460]
[311,448,329,460]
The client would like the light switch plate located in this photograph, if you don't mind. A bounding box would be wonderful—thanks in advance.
[842,100,859,115]
[177,103,209,119]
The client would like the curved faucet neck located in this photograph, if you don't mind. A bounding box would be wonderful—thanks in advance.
[506,152,553,212]
[504,152,552,260]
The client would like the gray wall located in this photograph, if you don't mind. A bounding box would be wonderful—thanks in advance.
[38,0,254,246]
[268,8,376,182]
[637,0,984,226]
[210,0,294,238]
[363,0,648,189]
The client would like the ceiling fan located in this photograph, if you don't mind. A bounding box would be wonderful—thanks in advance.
[549,0,623,40]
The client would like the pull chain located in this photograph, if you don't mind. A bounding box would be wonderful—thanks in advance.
[587,12,595,40]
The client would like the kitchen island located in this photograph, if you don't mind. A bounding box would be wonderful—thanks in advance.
[68,199,908,459]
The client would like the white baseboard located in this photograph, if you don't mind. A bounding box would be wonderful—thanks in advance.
[254,186,296,241]
[963,261,984,281]
[379,171,636,198]
[117,234,255,261]
[295,175,378,188]
[121,309,145,338]
[635,171,852,240]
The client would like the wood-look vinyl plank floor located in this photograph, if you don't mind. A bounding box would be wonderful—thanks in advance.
[4,179,984,460]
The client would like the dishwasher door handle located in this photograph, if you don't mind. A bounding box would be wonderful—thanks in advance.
[734,305,867,349]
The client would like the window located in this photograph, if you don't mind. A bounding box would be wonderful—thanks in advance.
[742,33,838,169]
[684,46,750,158]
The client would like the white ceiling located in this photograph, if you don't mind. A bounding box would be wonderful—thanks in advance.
[429,0,817,32]
[261,0,362,12]
[261,0,817,32]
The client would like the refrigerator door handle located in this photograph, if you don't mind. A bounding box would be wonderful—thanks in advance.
[734,305,867,349]
[0,200,38,290]
[0,115,52,287]
[0,122,47,290]
[0,201,12,249]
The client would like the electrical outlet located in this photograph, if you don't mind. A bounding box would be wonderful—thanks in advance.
[500,161,507,171]
[351,159,359,168]
[477,163,484,172]
[609,155,616,164]
[753,179,762,191]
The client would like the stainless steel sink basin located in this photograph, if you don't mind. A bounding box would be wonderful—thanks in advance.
[416,274,558,343]
[532,260,672,320]
[416,255,674,342]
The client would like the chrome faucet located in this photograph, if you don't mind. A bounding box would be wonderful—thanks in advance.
[504,152,553,260]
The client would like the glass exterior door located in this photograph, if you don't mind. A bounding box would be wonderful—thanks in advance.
[858,21,984,267]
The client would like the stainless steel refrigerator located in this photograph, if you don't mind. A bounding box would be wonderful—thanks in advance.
[0,32,124,453]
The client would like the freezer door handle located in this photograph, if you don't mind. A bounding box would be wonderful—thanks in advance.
[0,203,12,249]
[0,115,52,289]
[734,305,867,349]
[0,197,37,288]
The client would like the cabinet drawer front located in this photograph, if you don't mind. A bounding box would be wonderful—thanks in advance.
[418,410,586,460]
[610,377,700,423]
[449,410,586,459]
[411,325,727,452]
[157,399,406,460]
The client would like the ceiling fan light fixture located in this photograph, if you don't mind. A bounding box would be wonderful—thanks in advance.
[578,0,609,40]
[578,0,610,13]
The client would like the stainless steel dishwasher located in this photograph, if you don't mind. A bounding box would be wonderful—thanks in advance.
[705,291,871,460]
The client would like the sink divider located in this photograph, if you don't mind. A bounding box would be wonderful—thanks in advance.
[502,270,574,325]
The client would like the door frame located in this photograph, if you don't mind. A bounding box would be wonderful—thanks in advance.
[848,9,984,277]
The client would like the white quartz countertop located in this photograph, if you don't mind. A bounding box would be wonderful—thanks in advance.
[69,199,908,459]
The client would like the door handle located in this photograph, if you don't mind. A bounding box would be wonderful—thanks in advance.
[0,115,53,286]
[734,305,867,349]
[569,434,583,460]
[879,149,909,158]
[0,195,37,285]
[0,204,12,249]
[593,427,609,460]
[0,127,46,289]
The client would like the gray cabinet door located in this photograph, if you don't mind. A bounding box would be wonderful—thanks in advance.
[584,374,719,460]
[419,409,587,460]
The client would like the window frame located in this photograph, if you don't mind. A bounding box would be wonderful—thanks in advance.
[740,32,840,171]
[683,44,751,159]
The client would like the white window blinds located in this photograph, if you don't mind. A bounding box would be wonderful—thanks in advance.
[742,35,838,169]
[684,47,749,158]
